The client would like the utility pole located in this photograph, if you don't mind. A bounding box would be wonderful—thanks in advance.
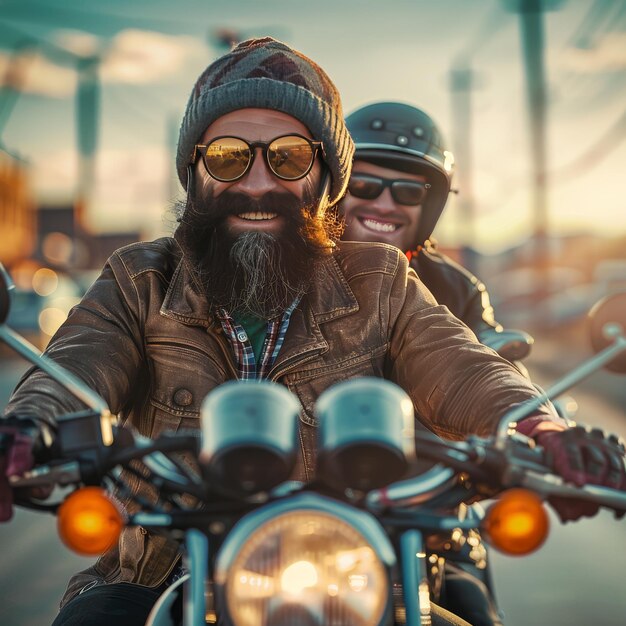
[449,63,477,274]
[506,0,563,317]
[520,0,549,299]
[0,42,35,142]
[167,113,181,205]
[75,55,100,238]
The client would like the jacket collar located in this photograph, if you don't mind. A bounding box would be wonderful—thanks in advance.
[160,244,211,327]
[269,255,359,375]
[306,254,359,323]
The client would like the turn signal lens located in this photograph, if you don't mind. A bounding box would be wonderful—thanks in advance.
[482,489,549,555]
[57,487,124,556]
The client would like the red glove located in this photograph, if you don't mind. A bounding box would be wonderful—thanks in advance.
[0,424,36,521]
[516,417,626,522]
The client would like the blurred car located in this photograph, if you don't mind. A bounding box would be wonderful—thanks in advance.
[6,272,83,349]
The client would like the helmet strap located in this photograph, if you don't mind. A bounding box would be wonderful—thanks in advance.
[405,245,424,262]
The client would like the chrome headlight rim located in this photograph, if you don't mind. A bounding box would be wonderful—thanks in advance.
[214,493,396,626]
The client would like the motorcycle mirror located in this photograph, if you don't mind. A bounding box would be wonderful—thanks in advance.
[315,378,416,492]
[478,328,534,362]
[588,292,626,373]
[0,262,15,325]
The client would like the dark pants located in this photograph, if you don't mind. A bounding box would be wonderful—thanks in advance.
[51,583,165,626]
[440,561,504,626]
[52,580,472,626]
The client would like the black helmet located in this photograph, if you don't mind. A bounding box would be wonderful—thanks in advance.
[345,102,455,246]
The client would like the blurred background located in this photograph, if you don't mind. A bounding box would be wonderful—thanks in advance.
[0,1,624,625]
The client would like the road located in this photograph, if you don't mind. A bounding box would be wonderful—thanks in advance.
[0,357,95,626]
[0,329,624,626]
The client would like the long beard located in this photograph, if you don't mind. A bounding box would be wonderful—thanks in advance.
[175,187,336,318]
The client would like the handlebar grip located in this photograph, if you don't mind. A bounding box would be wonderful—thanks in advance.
[521,471,626,512]
[0,431,15,454]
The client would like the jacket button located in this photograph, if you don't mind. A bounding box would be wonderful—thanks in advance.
[139,527,148,535]
[173,388,193,407]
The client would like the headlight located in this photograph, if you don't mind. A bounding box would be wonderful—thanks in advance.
[214,494,394,626]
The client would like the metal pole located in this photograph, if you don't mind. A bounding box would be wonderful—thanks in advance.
[450,65,477,274]
[517,0,551,316]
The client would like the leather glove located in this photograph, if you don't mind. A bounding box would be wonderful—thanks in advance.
[0,417,50,522]
[516,417,626,522]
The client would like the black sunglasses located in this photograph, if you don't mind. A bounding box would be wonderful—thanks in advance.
[348,174,431,206]
[193,134,323,182]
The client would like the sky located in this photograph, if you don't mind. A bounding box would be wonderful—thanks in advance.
[1,0,625,252]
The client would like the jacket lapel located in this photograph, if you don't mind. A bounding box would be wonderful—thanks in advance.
[270,255,359,375]
[160,253,211,327]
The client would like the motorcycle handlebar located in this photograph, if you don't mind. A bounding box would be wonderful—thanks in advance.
[9,461,82,489]
[368,432,626,515]
[8,427,201,494]
[7,415,625,516]
[520,471,626,511]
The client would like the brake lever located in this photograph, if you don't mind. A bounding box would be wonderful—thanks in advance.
[9,461,82,489]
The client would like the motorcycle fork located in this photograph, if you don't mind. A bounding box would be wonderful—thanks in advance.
[400,529,432,626]
[182,529,209,626]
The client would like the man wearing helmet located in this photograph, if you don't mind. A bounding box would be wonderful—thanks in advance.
[341,101,506,626]
[341,101,503,344]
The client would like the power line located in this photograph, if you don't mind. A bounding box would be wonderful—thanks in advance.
[0,19,81,65]
[454,3,510,64]
[0,0,198,36]
[552,0,626,110]
[564,0,625,48]
[459,106,626,220]
[551,108,626,182]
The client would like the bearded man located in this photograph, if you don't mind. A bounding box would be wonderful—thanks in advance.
[1,37,624,626]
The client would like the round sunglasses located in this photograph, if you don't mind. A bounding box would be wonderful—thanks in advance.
[348,174,431,206]
[193,134,323,182]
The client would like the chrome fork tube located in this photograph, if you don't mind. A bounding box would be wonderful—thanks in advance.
[184,529,209,626]
[401,529,431,626]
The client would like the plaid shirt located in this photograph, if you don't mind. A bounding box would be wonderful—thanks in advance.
[216,297,301,380]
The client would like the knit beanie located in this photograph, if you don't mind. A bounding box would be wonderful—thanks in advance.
[176,37,354,207]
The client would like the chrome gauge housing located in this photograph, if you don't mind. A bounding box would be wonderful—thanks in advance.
[214,493,395,626]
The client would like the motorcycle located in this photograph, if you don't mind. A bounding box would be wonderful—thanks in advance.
[1,263,625,626]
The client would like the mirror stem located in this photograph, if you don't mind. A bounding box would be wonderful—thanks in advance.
[496,332,626,443]
[0,325,113,445]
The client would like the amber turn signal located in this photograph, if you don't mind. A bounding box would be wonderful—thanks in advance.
[482,488,549,555]
[57,487,124,556]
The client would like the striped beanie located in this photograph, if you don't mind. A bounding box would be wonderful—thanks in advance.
[176,37,354,207]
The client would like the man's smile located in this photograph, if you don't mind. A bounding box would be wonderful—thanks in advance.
[237,211,279,221]
[360,217,400,233]
[226,210,285,234]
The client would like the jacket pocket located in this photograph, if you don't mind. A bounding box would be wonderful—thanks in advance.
[145,338,228,439]
[288,345,388,427]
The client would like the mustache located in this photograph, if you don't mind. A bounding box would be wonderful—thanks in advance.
[185,189,309,226]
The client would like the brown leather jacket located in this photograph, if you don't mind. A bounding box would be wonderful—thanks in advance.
[411,242,500,337]
[5,236,553,603]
